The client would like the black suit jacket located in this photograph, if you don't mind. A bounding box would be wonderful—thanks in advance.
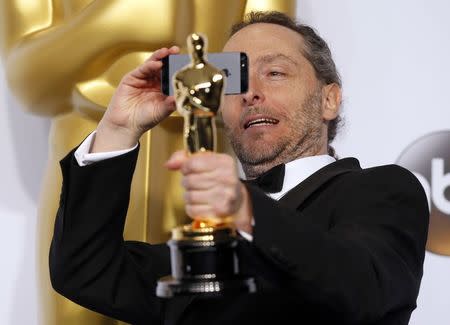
[49,146,429,325]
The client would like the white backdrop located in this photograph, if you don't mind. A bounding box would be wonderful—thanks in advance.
[0,0,449,324]
[0,64,48,323]
[298,1,450,324]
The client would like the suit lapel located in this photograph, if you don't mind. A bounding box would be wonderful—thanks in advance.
[279,158,361,210]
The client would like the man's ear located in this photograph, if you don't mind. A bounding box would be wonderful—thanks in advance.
[321,83,341,121]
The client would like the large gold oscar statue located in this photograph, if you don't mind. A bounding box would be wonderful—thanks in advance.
[0,1,295,324]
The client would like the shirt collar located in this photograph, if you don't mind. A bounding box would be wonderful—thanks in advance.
[268,155,336,200]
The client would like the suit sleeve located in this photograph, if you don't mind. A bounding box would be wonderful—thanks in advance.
[243,165,429,324]
[49,146,171,324]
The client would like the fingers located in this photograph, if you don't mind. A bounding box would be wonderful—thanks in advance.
[165,150,189,170]
[149,95,176,122]
[184,189,216,205]
[180,152,233,174]
[182,173,217,190]
[166,151,233,174]
[184,185,241,218]
[166,152,243,219]
[132,46,180,80]
[162,95,176,112]
[144,46,180,65]
[147,45,180,61]
[135,60,162,79]
[185,204,214,220]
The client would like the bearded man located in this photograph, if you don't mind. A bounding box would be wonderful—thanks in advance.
[50,11,428,325]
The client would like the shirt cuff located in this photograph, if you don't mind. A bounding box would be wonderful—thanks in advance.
[237,230,253,242]
[74,131,138,167]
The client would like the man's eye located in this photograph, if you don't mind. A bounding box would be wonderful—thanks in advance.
[268,71,285,77]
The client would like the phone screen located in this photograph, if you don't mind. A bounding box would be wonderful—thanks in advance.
[161,52,248,96]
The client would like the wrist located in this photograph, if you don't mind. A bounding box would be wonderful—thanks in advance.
[234,183,253,235]
[91,120,141,153]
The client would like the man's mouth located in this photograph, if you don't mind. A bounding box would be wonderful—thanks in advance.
[244,117,279,129]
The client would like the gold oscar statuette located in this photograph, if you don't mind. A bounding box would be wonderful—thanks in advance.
[156,33,256,297]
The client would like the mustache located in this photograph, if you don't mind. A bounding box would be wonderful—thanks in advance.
[239,106,279,125]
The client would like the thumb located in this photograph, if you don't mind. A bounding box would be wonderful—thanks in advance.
[163,95,176,114]
[156,96,176,121]
[165,150,189,170]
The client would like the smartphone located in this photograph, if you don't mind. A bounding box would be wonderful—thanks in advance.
[161,52,248,96]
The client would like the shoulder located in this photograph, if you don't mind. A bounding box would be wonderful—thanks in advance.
[335,160,428,209]
[328,160,429,237]
[340,160,422,189]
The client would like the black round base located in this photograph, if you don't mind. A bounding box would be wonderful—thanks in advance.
[156,276,256,298]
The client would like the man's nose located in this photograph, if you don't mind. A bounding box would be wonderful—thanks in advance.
[242,75,264,106]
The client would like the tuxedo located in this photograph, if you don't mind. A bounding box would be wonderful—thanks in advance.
[50,146,428,325]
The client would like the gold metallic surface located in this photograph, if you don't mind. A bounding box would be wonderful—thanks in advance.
[0,1,295,324]
[172,223,236,242]
[174,33,225,153]
[172,33,233,237]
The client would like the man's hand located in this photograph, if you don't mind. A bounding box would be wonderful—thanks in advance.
[92,46,180,152]
[166,151,253,234]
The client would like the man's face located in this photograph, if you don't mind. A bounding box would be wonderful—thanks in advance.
[222,23,326,177]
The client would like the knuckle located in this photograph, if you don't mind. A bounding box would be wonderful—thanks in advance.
[183,191,191,203]
[214,202,229,217]
[191,206,205,218]
[182,175,193,189]
[181,160,193,174]
[225,187,236,201]
[187,158,202,173]
[214,199,229,216]
[185,204,194,217]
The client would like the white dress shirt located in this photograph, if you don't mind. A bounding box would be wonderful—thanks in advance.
[75,131,138,166]
[74,131,336,241]
[266,154,336,201]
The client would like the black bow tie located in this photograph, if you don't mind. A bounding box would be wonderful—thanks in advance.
[245,164,285,193]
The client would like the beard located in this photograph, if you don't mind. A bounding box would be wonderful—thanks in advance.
[224,88,324,177]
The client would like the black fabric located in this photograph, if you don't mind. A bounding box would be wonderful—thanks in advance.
[244,163,285,193]
[49,146,429,325]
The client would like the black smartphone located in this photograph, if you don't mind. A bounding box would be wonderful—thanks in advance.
[161,52,248,96]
